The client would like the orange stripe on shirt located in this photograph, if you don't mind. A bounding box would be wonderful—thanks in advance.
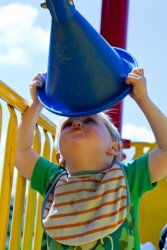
[53,185,126,207]
[56,168,122,188]
[44,195,127,219]
[53,219,124,241]
[44,205,126,230]
[43,196,127,218]
[56,188,96,197]
[55,176,124,197]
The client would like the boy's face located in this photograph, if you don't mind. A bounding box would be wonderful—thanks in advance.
[57,114,119,169]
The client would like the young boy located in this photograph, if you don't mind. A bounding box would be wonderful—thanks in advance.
[15,68,167,249]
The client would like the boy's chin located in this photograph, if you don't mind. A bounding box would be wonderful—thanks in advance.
[64,141,87,152]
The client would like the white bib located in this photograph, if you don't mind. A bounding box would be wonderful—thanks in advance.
[42,164,130,246]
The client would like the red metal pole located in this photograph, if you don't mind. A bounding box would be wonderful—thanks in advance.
[100,0,129,134]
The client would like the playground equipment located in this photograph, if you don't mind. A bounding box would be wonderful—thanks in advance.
[0,80,57,250]
[0,1,167,249]
[37,0,137,117]
[100,0,129,132]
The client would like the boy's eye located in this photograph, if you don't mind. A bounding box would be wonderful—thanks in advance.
[62,121,72,130]
[84,117,96,123]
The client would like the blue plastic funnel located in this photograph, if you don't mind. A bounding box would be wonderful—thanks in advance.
[37,0,137,117]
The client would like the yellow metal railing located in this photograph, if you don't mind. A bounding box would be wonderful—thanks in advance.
[0,80,167,250]
[129,141,167,249]
[0,80,57,250]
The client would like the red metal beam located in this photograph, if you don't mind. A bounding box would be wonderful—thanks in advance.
[100,0,129,134]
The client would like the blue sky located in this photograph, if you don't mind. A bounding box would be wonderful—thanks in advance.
[0,0,167,148]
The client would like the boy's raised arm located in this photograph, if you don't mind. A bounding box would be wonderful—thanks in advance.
[126,68,167,183]
[15,74,45,180]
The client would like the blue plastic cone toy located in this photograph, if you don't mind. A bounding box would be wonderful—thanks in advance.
[37,0,137,117]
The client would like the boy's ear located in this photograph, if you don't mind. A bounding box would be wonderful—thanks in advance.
[106,141,121,156]
[56,152,66,167]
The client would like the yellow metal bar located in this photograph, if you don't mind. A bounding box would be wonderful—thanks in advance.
[38,114,56,136]
[0,80,56,135]
[33,194,44,250]
[9,173,26,250]
[147,142,157,152]
[43,129,51,160]
[0,102,2,143]
[22,183,37,250]
[0,102,2,198]
[51,134,58,164]
[131,141,152,159]
[0,105,17,250]
[33,125,41,155]
[0,80,27,112]
[32,126,43,250]
[21,126,41,250]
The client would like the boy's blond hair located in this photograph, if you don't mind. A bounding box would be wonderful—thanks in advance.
[55,112,122,162]
[97,112,122,162]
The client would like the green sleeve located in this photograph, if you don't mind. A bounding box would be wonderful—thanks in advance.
[31,157,64,196]
[123,154,157,204]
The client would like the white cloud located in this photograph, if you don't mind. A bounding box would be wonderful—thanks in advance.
[0,3,49,66]
[0,47,30,65]
[121,123,155,162]
[122,123,155,142]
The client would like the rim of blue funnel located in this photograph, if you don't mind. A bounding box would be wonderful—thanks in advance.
[37,48,137,117]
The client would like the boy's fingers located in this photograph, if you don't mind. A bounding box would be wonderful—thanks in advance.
[131,68,144,76]
[32,74,39,81]
[139,68,144,75]
[29,80,43,89]
[125,73,143,85]
[37,73,46,85]
[128,72,143,78]
[31,72,46,88]
[32,72,46,81]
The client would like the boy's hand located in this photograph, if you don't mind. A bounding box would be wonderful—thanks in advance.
[125,68,148,103]
[29,73,46,103]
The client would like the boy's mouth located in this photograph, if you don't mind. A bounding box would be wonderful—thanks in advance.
[72,128,82,132]
[70,127,84,135]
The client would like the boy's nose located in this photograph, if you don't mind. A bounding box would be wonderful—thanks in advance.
[72,120,83,129]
